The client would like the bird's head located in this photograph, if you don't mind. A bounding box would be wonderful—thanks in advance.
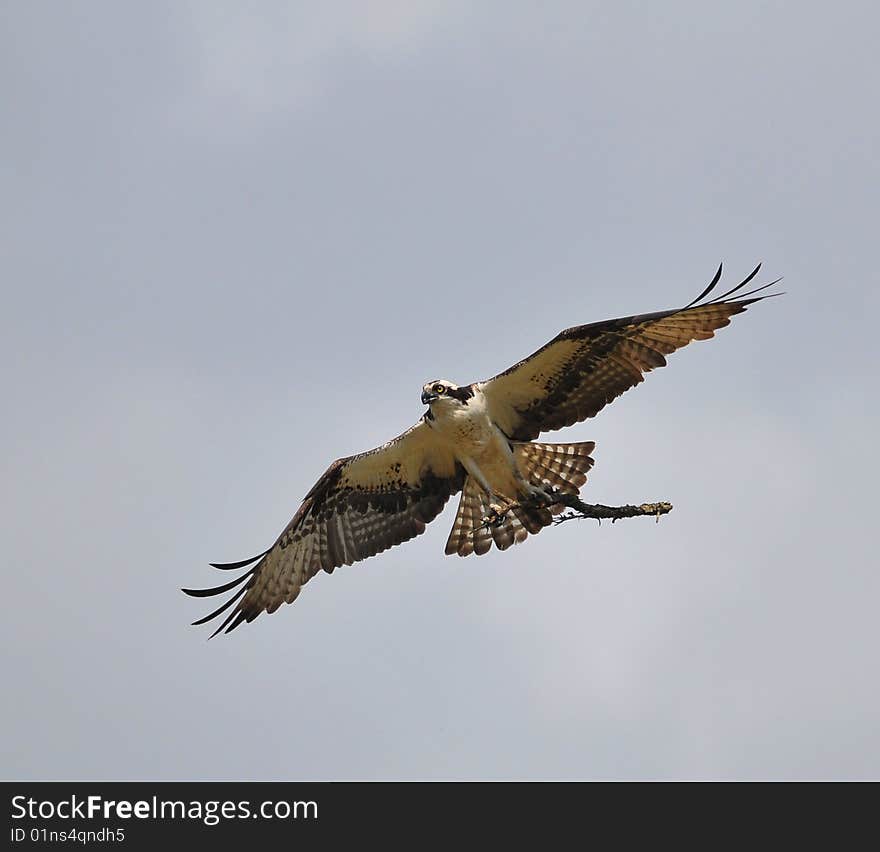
[421,379,472,407]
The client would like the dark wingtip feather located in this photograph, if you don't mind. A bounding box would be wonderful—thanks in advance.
[713,277,781,304]
[191,585,249,626]
[684,262,724,308]
[209,605,252,639]
[209,549,270,570]
[738,290,786,307]
[185,548,270,636]
[181,568,255,598]
[683,263,783,311]
[224,611,251,635]
[705,262,765,303]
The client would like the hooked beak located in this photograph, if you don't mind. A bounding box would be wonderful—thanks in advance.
[421,390,438,405]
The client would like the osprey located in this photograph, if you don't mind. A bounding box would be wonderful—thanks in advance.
[185,264,778,635]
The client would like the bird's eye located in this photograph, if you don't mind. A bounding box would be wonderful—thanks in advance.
[433,384,445,395]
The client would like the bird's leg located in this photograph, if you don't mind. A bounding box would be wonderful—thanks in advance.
[480,487,568,529]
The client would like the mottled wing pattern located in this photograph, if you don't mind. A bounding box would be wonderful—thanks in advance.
[445,441,596,557]
[184,420,464,635]
[479,264,779,441]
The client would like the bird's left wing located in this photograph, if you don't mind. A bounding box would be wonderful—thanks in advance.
[478,264,779,441]
[183,420,464,636]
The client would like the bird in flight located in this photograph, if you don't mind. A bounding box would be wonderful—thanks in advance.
[184,263,779,636]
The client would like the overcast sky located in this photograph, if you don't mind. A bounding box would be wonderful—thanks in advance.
[2,1,878,780]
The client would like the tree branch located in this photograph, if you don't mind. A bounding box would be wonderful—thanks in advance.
[475,492,673,534]
[550,492,673,525]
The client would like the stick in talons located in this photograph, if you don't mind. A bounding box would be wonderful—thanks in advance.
[474,492,673,535]
[550,492,673,525]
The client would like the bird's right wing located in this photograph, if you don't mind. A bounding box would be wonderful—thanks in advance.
[183,420,464,636]
[478,264,779,441]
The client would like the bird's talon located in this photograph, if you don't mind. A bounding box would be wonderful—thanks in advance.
[482,509,507,527]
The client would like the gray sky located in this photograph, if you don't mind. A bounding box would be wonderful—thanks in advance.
[2,1,878,780]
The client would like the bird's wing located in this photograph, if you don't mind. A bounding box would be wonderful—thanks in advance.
[478,264,779,441]
[183,419,464,635]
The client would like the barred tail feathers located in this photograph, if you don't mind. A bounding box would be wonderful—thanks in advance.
[443,441,595,557]
[516,440,595,496]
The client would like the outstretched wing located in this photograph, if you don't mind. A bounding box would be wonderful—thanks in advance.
[183,420,464,636]
[479,264,780,441]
